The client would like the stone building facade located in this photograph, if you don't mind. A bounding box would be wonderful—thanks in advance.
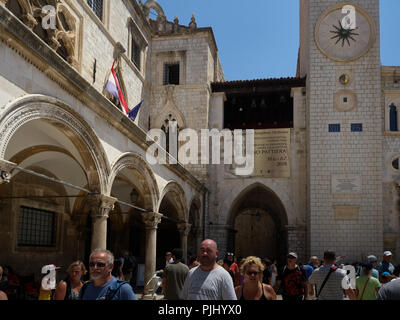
[0,0,399,296]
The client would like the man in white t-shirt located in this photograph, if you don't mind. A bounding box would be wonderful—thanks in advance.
[309,250,356,300]
[180,239,237,300]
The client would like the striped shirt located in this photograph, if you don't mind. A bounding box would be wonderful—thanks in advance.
[309,265,350,300]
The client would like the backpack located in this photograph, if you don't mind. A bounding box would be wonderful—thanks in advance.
[80,279,128,300]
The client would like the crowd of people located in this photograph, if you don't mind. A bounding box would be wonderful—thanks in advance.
[1,240,399,301]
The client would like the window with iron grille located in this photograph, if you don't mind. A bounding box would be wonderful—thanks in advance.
[18,206,56,247]
[163,64,180,85]
[131,39,141,70]
[87,0,103,21]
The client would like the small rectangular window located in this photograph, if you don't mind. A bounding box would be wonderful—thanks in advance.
[163,64,180,85]
[329,124,341,132]
[18,206,56,247]
[351,123,363,132]
[131,39,141,70]
[87,0,103,21]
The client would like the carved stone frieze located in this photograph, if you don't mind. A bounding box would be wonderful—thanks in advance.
[5,0,79,67]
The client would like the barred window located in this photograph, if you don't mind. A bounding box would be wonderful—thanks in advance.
[87,0,103,21]
[163,64,180,85]
[18,206,56,247]
[131,39,141,70]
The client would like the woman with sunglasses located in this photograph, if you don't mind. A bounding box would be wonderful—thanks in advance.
[234,256,276,300]
[54,261,87,300]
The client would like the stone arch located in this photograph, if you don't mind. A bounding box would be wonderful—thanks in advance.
[153,87,186,130]
[156,181,188,269]
[220,180,295,227]
[108,152,160,212]
[224,182,292,261]
[158,181,188,222]
[0,95,109,194]
[143,0,165,19]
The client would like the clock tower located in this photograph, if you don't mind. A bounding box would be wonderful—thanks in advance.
[300,1,383,260]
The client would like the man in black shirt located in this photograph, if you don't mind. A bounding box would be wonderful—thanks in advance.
[275,252,308,301]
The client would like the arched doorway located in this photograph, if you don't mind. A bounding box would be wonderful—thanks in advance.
[227,184,288,263]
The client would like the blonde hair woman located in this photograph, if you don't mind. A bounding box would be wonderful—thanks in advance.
[54,261,87,300]
[234,256,276,300]
[0,266,8,300]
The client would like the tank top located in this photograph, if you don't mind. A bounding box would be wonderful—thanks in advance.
[65,279,82,300]
[240,285,268,300]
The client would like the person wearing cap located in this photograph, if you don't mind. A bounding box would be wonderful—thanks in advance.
[308,250,355,300]
[275,252,308,301]
[380,272,393,284]
[377,251,395,277]
[367,255,379,280]
[355,262,381,300]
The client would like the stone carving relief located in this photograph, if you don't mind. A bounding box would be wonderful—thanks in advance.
[3,0,80,68]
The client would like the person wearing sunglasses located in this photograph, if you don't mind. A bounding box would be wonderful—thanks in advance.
[80,249,138,300]
[234,256,276,300]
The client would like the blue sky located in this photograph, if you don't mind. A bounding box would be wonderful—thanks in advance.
[155,0,400,81]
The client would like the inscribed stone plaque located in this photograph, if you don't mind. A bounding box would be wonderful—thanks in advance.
[253,129,290,178]
[332,174,361,194]
[333,205,360,220]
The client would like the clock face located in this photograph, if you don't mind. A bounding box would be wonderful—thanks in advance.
[315,4,376,62]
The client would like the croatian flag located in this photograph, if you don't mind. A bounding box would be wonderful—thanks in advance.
[105,60,130,115]
[128,101,143,122]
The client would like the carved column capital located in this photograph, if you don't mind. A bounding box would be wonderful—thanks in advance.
[141,212,163,229]
[89,194,117,219]
[0,170,11,184]
[0,159,14,184]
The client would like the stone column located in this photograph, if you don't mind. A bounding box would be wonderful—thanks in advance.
[177,222,191,263]
[141,212,163,297]
[89,195,116,251]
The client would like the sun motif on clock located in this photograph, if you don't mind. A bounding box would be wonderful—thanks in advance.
[315,4,376,62]
[330,20,359,47]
